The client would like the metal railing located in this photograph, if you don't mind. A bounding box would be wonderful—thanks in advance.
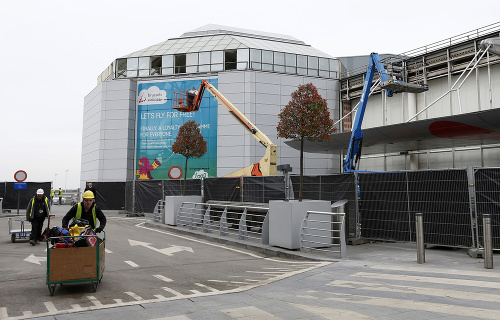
[176,202,269,242]
[152,199,164,222]
[300,211,347,259]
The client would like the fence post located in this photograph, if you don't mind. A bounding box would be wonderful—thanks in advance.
[415,212,425,264]
[483,214,493,269]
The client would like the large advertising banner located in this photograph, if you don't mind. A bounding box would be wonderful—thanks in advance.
[136,78,218,181]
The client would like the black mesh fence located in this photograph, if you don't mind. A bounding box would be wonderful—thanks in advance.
[164,179,202,196]
[290,174,357,236]
[125,181,134,212]
[359,169,472,247]
[135,180,164,213]
[86,182,126,210]
[474,168,500,248]
[242,176,285,203]
[1,182,52,210]
[204,177,241,202]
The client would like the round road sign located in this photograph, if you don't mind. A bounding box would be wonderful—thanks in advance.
[168,166,182,179]
[14,170,27,182]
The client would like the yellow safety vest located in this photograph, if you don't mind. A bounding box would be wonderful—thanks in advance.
[58,189,63,197]
[50,189,55,197]
[76,203,96,226]
[28,197,50,219]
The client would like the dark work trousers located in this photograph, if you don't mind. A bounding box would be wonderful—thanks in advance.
[30,217,46,241]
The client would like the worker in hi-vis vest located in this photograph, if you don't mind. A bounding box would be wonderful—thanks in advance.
[61,191,106,233]
[58,187,63,205]
[50,188,55,206]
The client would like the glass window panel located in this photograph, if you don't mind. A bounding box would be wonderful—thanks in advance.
[274,52,285,66]
[329,59,339,72]
[330,71,338,78]
[139,57,149,69]
[211,64,223,71]
[308,69,318,76]
[199,52,210,65]
[162,67,174,75]
[186,53,198,66]
[319,58,329,70]
[308,56,318,69]
[274,65,285,72]
[224,49,237,70]
[286,66,296,74]
[175,54,186,73]
[285,53,296,66]
[199,65,210,72]
[250,49,261,63]
[262,63,273,71]
[262,50,273,63]
[211,51,223,64]
[251,62,261,70]
[138,69,149,76]
[127,70,137,77]
[186,66,197,73]
[127,58,138,70]
[162,55,173,67]
[116,59,127,78]
[297,55,307,68]
[319,70,329,77]
[237,49,249,65]
[297,67,307,75]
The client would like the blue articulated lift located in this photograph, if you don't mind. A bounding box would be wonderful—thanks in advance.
[343,53,429,172]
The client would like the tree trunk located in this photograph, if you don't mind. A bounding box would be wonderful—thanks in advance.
[299,136,304,202]
[183,157,188,196]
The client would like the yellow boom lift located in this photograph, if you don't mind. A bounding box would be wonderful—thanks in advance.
[173,79,277,177]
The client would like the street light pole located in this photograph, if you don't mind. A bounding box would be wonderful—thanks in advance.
[54,174,58,189]
[65,170,69,190]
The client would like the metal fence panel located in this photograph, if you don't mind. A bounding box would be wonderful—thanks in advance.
[204,177,241,202]
[474,168,500,248]
[359,169,473,247]
[243,176,285,203]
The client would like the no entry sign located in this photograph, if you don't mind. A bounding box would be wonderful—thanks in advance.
[14,170,27,182]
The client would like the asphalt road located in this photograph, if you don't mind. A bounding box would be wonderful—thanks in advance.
[0,205,327,320]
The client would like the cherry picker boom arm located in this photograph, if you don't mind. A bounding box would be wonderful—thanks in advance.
[178,79,277,177]
[343,53,393,172]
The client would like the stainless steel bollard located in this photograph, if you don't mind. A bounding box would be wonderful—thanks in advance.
[416,212,425,264]
[483,214,493,269]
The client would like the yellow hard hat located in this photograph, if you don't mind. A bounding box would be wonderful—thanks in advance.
[83,190,95,199]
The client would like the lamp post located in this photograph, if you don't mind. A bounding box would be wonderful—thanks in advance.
[54,174,58,189]
[65,170,69,190]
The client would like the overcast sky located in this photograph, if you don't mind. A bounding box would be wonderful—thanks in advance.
[1,0,499,189]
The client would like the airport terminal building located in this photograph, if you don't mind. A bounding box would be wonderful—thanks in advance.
[82,23,500,190]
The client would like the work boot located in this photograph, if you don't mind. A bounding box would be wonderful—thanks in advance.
[30,240,35,246]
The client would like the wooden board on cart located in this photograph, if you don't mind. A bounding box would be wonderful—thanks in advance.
[48,241,105,282]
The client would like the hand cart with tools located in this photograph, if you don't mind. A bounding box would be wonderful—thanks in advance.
[8,218,31,243]
[46,232,105,296]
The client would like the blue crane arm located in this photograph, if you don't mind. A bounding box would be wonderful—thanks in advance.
[343,53,392,172]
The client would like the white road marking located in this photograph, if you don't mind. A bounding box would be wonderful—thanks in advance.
[43,301,58,313]
[87,295,103,306]
[162,287,184,297]
[0,307,7,319]
[150,316,191,320]
[22,311,33,317]
[355,272,500,289]
[221,306,283,319]
[371,264,500,278]
[24,254,47,265]
[128,239,193,256]
[153,274,173,282]
[291,303,374,320]
[195,283,219,292]
[124,260,139,267]
[328,279,500,302]
[105,248,113,253]
[125,291,143,301]
[325,292,500,319]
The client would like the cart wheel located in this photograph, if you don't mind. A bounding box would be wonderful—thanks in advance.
[48,285,56,296]
[91,282,98,293]
[11,234,16,243]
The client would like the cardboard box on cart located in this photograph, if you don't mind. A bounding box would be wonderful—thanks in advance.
[48,241,105,282]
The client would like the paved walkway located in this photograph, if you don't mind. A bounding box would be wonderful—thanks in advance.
[24,216,500,320]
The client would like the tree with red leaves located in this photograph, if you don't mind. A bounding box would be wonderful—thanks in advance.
[277,83,336,201]
[172,120,208,196]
